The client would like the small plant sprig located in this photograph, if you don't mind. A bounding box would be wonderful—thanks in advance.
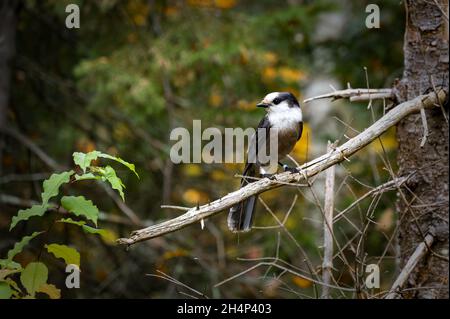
[0,150,138,299]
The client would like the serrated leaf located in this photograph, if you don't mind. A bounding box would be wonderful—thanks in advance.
[41,171,74,205]
[45,244,80,267]
[81,224,108,236]
[37,283,61,299]
[74,172,99,181]
[61,196,99,226]
[20,262,48,296]
[58,217,86,227]
[10,205,48,230]
[0,259,21,270]
[98,153,139,178]
[102,166,125,201]
[58,218,110,240]
[0,282,13,299]
[73,151,101,173]
[6,231,43,261]
[73,151,138,178]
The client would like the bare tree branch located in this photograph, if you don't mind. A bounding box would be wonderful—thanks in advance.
[385,233,434,299]
[117,89,447,246]
[303,88,394,104]
[321,141,336,299]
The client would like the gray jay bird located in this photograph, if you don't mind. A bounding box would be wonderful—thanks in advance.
[228,92,303,233]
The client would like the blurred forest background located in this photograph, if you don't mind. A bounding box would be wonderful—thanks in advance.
[0,0,407,298]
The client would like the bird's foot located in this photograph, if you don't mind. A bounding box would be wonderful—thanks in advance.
[282,164,299,174]
[261,173,276,180]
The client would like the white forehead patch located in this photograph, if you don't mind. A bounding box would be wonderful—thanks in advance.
[263,92,280,103]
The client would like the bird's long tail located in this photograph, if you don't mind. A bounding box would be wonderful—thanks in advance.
[228,164,258,232]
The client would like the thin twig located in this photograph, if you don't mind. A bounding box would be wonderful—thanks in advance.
[146,270,209,299]
[161,205,191,211]
[214,261,356,292]
[419,107,429,147]
[385,233,434,299]
[333,175,410,222]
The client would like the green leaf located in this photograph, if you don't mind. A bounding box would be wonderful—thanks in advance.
[10,205,49,230]
[58,217,104,234]
[74,173,99,181]
[73,151,101,173]
[41,171,74,205]
[37,283,61,299]
[57,217,86,227]
[73,151,138,178]
[6,231,43,261]
[0,260,21,270]
[80,224,108,236]
[0,269,20,281]
[102,166,125,200]
[97,153,139,178]
[4,278,21,296]
[61,196,99,226]
[45,244,80,267]
[20,262,48,296]
[0,282,13,299]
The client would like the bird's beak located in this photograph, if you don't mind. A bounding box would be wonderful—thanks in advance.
[257,100,270,108]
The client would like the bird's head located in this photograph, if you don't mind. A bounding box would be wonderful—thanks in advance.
[256,92,300,113]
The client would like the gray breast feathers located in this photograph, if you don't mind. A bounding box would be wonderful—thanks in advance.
[246,115,303,170]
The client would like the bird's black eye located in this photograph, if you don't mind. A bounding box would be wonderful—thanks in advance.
[273,97,281,104]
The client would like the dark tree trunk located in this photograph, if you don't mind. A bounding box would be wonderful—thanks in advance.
[0,0,19,128]
[395,0,449,298]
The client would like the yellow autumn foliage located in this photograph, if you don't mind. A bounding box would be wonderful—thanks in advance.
[211,169,227,181]
[262,66,306,84]
[278,67,305,83]
[182,188,209,204]
[237,99,257,111]
[209,92,223,107]
[126,1,149,26]
[262,67,277,82]
[183,164,202,177]
[368,127,397,153]
[292,123,311,162]
[75,138,96,153]
[164,6,179,17]
[162,248,189,260]
[187,0,237,9]
[292,276,312,288]
[262,51,278,65]
[214,0,237,9]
